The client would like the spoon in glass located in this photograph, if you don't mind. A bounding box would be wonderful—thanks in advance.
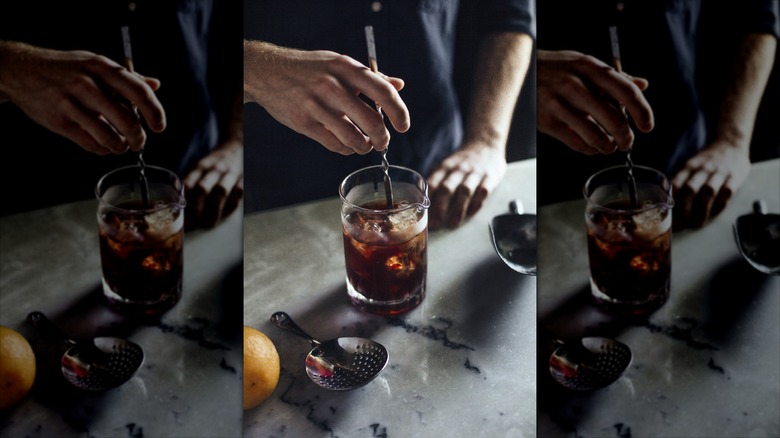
[27,311,145,391]
[271,311,389,391]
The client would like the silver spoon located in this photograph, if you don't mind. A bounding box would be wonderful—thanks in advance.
[271,311,389,391]
[489,200,537,275]
[733,199,780,275]
[27,311,145,391]
[548,336,633,391]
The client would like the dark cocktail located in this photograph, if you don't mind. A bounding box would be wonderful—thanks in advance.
[584,166,674,316]
[340,166,430,315]
[96,166,186,315]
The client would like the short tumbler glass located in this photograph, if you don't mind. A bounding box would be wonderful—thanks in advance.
[584,165,674,316]
[96,165,186,315]
[339,165,430,315]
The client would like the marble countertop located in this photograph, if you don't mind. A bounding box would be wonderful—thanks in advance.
[0,201,244,438]
[243,159,538,437]
[537,158,780,438]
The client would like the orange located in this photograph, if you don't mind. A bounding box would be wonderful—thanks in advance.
[0,326,36,410]
[243,325,280,410]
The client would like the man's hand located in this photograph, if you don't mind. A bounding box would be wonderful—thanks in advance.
[671,142,751,229]
[243,40,409,155]
[537,49,654,155]
[0,41,166,154]
[427,144,507,230]
[183,139,243,230]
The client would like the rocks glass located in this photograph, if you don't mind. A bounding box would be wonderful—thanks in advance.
[96,165,186,315]
[339,165,430,315]
[584,165,674,316]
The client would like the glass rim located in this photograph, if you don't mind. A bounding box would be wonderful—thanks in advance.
[339,164,431,213]
[95,165,185,213]
[583,164,673,212]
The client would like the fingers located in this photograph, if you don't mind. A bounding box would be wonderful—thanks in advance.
[141,75,162,91]
[582,65,654,134]
[537,52,653,155]
[86,60,167,134]
[672,168,733,229]
[630,76,649,91]
[61,97,135,154]
[183,150,243,230]
[351,67,410,135]
[300,123,364,155]
[310,80,384,153]
[427,153,504,230]
[71,76,150,152]
[56,121,114,155]
[429,170,492,230]
[551,98,623,154]
[384,76,405,91]
[185,169,243,229]
[71,59,164,152]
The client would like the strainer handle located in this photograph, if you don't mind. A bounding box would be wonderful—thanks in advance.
[26,311,72,346]
[271,311,319,346]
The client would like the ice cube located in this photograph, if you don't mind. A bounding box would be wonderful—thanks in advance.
[145,208,175,229]
[388,207,418,231]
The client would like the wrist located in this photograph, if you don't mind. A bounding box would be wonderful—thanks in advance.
[0,41,21,102]
[711,123,752,153]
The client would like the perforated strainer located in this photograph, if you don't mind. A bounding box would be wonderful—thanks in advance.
[27,311,144,391]
[549,336,633,391]
[271,311,389,391]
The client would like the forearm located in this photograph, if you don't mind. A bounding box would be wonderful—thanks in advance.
[462,32,534,152]
[243,39,295,106]
[0,40,28,103]
[711,32,777,151]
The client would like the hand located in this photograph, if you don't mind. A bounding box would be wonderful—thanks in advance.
[183,139,243,230]
[537,50,654,155]
[243,40,410,155]
[427,144,507,230]
[0,41,166,154]
[671,142,751,229]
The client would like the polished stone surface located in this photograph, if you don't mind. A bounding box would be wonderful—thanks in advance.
[537,159,780,438]
[244,159,538,437]
[0,201,243,438]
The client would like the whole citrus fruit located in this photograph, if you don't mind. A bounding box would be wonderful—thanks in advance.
[243,325,280,410]
[0,326,36,410]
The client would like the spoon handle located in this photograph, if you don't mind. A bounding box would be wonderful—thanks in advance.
[26,311,72,346]
[510,200,523,215]
[270,312,319,346]
[26,311,110,365]
[753,199,767,215]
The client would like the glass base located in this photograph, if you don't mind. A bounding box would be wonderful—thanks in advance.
[590,278,668,317]
[346,278,424,316]
[102,277,181,316]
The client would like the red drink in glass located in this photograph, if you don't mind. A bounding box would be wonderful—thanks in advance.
[340,166,430,315]
[96,166,186,315]
[584,166,674,316]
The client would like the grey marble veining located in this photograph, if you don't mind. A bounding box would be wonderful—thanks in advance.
[0,201,244,438]
[537,159,780,438]
[244,160,538,438]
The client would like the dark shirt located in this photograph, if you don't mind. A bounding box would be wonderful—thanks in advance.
[243,0,534,212]
[0,0,241,216]
[535,0,780,205]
